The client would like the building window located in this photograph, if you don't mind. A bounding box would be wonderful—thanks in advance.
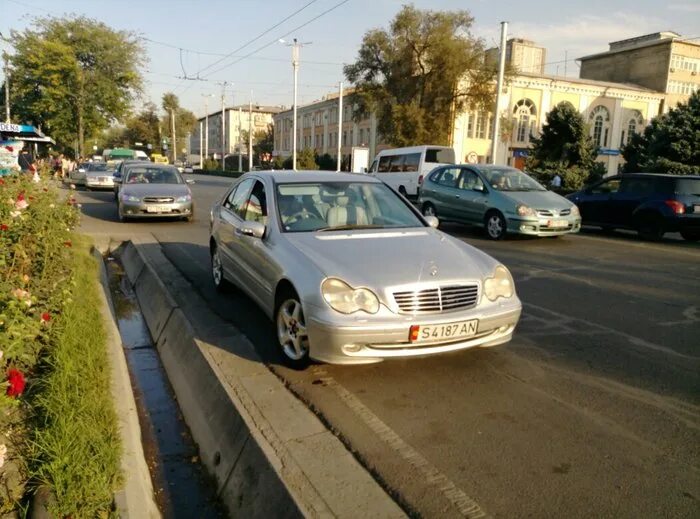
[466,113,473,138]
[624,110,644,146]
[513,99,537,143]
[476,112,487,139]
[588,105,610,148]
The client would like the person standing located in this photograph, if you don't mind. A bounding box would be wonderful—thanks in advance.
[550,173,562,189]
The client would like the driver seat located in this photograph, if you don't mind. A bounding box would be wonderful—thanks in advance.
[326,195,368,227]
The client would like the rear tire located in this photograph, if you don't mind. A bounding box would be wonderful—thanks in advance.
[398,186,407,197]
[210,245,231,293]
[680,230,700,242]
[484,211,506,240]
[636,213,665,241]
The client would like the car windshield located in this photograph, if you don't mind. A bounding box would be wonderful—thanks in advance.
[88,162,109,171]
[276,181,425,232]
[481,168,546,192]
[125,167,182,184]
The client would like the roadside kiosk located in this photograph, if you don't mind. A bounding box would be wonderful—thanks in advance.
[0,123,54,176]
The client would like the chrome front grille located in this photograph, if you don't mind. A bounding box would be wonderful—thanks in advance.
[537,208,570,217]
[143,196,174,203]
[393,284,479,314]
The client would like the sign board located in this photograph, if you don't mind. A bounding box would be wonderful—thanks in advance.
[350,147,370,173]
[598,148,620,156]
[0,123,22,133]
[513,149,529,158]
[466,152,478,164]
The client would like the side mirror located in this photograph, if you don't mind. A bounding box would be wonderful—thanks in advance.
[241,221,265,239]
[424,215,439,229]
[185,179,195,185]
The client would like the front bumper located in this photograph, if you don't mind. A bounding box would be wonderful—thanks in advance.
[119,200,193,218]
[306,300,522,364]
[508,216,581,236]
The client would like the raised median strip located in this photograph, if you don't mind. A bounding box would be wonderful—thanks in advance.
[116,234,406,518]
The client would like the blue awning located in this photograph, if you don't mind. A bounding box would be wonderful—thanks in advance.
[0,122,55,144]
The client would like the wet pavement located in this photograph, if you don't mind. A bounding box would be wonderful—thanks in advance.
[105,255,225,518]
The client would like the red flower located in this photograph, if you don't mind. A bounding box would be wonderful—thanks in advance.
[16,193,25,202]
[0,178,4,185]
[0,224,7,231]
[6,369,26,398]
[41,312,51,323]
[63,240,72,247]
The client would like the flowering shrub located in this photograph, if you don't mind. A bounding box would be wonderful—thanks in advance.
[0,172,79,509]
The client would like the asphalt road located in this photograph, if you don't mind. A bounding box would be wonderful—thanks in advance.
[75,175,700,518]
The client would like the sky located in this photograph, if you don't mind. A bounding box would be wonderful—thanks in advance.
[1,0,699,119]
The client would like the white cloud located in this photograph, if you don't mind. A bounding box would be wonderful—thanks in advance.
[668,3,700,12]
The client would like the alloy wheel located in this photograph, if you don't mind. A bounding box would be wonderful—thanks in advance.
[486,213,505,240]
[276,298,309,362]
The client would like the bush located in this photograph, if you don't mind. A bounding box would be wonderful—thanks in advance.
[202,158,220,171]
[315,153,336,170]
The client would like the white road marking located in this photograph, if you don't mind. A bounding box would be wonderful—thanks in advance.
[523,302,700,361]
[659,306,700,327]
[311,368,487,518]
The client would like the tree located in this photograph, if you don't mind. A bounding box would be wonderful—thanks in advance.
[253,124,274,166]
[9,15,144,156]
[297,148,318,170]
[525,102,600,190]
[344,5,497,147]
[316,153,336,170]
[622,91,700,175]
[124,103,160,150]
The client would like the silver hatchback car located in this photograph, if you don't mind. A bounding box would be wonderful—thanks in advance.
[209,171,522,367]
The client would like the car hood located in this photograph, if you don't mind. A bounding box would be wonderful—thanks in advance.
[284,228,498,289]
[502,190,573,209]
[121,183,190,196]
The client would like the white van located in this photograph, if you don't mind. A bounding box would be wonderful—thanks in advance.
[368,145,456,197]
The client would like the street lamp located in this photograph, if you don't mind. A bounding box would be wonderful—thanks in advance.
[280,38,311,171]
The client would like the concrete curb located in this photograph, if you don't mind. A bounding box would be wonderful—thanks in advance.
[92,246,161,519]
[119,235,406,518]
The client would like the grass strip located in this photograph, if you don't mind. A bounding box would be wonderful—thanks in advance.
[28,235,122,517]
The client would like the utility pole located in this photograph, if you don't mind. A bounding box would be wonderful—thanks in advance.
[3,52,9,123]
[248,91,253,171]
[238,107,242,172]
[199,121,203,168]
[221,81,227,170]
[490,21,508,165]
[170,109,177,164]
[283,38,310,171]
[336,81,343,171]
[202,93,213,161]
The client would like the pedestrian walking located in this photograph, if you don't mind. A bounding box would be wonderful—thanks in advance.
[550,173,562,188]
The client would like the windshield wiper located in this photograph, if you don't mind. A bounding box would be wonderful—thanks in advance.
[317,224,382,232]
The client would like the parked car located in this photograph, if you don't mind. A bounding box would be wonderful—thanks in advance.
[84,162,115,190]
[418,165,581,239]
[116,164,195,222]
[368,145,456,198]
[66,162,89,186]
[209,170,522,367]
[567,173,700,241]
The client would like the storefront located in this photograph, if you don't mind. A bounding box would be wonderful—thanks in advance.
[0,123,54,175]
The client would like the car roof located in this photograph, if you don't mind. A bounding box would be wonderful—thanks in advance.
[617,173,700,179]
[249,170,382,184]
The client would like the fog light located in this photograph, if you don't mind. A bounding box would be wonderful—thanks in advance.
[343,344,362,353]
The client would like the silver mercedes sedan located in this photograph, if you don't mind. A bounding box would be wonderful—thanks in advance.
[209,171,522,367]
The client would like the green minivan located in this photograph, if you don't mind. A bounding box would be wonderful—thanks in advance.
[417,165,581,239]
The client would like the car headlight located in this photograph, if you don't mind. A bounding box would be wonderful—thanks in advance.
[484,265,515,301]
[321,278,380,314]
[122,194,140,202]
[175,194,192,203]
[570,205,580,216]
[516,204,537,217]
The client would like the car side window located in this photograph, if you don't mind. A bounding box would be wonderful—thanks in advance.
[429,169,444,183]
[389,155,405,172]
[378,156,392,172]
[403,153,421,172]
[436,167,460,188]
[620,177,655,195]
[224,178,254,217]
[244,181,268,224]
[458,169,484,191]
[590,179,621,194]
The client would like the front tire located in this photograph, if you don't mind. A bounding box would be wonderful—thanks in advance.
[485,211,506,240]
[422,202,437,218]
[118,203,128,223]
[275,292,310,369]
[636,213,665,241]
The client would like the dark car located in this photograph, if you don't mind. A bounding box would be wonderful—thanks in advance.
[567,174,700,241]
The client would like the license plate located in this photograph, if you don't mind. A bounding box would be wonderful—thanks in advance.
[694,204,700,213]
[547,219,568,228]
[409,319,478,343]
[146,205,172,213]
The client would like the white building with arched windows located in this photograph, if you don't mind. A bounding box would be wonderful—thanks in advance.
[453,72,665,176]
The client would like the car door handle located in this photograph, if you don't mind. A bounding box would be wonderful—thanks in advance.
[455,194,461,199]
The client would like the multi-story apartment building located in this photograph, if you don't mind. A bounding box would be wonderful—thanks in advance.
[272,89,386,168]
[579,31,700,109]
[190,105,282,163]
[486,38,547,74]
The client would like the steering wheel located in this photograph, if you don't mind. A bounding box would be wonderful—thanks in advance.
[286,210,316,223]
